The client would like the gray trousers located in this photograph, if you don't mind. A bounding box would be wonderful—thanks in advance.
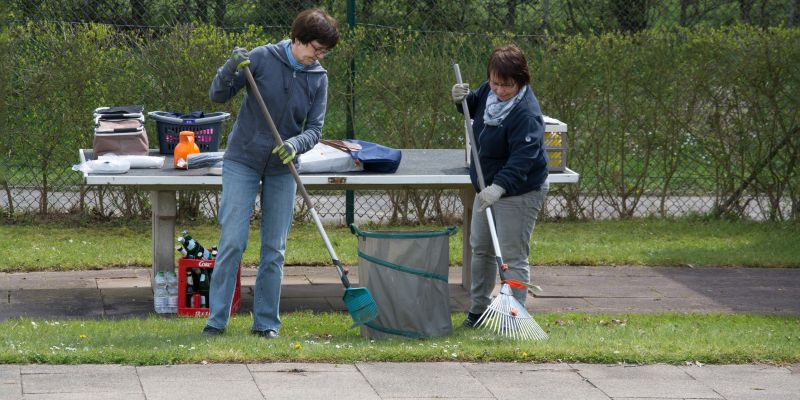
[469,183,548,315]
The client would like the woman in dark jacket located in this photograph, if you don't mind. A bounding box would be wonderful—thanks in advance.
[451,44,549,328]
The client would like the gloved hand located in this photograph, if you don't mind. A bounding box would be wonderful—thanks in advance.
[478,183,505,211]
[451,83,469,103]
[221,47,251,76]
[272,142,297,164]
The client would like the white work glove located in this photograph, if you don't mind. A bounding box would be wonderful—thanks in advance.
[478,183,505,211]
[451,83,469,103]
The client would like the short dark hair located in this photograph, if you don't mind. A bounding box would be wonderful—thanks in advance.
[291,8,340,49]
[486,45,530,87]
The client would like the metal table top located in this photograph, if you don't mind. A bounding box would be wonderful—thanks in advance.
[79,149,579,189]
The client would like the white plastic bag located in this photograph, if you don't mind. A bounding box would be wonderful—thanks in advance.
[100,154,164,169]
[72,157,130,174]
[297,142,363,173]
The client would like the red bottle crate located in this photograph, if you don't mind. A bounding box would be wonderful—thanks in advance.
[177,258,241,317]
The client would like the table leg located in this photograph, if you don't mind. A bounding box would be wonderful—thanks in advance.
[151,190,177,283]
[460,188,475,289]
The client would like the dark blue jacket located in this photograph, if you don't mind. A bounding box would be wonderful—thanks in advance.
[457,82,548,196]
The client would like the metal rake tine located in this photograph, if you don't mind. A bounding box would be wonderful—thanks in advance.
[526,320,543,340]
[517,317,532,340]
[522,317,535,339]
[527,318,548,340]
[517,309,546,340]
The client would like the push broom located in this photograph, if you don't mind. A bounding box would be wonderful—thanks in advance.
[242,65,378,327]
[453,63,548,341]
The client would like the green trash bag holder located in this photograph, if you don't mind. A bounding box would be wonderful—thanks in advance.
[350,224,458,339]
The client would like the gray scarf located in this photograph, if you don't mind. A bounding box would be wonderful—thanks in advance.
[483,85,527,126]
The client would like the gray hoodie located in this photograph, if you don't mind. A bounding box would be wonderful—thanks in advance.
[209,39,328,175]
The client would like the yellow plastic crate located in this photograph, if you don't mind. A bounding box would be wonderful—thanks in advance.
[543,117,567,172]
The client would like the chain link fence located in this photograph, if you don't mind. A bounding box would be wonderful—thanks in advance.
[2,0,799,223]
[6,1,799,31]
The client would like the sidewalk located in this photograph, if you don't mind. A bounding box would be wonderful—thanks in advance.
[1,265,799,400]
[1,265,799,320]
[2,362,798,400]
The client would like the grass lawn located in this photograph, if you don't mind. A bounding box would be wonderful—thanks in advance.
[1,219,799,271]
[1,312,798,365]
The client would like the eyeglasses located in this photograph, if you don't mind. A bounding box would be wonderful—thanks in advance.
[489,80,516,88]
[309,42,331,56]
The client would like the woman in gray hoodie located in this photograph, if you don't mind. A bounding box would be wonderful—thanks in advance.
[202,8,339,338]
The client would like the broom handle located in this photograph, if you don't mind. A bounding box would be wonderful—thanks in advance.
[242,66,352,288]
[453,63,508,281]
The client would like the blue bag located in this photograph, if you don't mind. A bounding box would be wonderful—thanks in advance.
[348,140,402,173]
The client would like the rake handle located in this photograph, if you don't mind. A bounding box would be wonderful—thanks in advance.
[242,66,351,288]
[453,63,508,282]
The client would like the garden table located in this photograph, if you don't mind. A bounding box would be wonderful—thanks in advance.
[79,133,577,290]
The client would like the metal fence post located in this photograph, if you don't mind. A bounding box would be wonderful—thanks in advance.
[345,0,356,226]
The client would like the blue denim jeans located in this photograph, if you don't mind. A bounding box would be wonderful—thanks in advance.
[206,159,296,333]
[468,183,548,315]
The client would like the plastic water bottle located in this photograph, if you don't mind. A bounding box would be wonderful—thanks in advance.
[153,271,169,314]
[166,271,179,313]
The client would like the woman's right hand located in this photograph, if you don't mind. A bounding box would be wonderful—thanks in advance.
[222,47,251,75]
[451,83,469,103]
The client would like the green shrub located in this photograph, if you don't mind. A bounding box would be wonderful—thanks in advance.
[3,23,799,220]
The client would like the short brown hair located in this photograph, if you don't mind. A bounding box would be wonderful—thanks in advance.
[291,8,340,49]
[486,45,530,87]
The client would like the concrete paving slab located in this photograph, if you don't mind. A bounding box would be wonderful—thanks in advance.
[0,365,22,400]
[573,364,722,399]
[466,362,610,400]
[20,364,141,395]
[306,269,361,285]
[250,363,380,399]
[583,297,731,314]
[682,364,800,400]
[537,265,665,278]
[101,287,154,317]
[324,296,348,311]
[281,297,335,312]
[3,289,105,319]
[96,276,151,289]
[23,393,145,400]
[283,266,356,277]
[527,296,593,313]
[718,295,800,314]
[142,380,264,400]
[281,283,347,298]
[357,362,494,398]
[539,277,667,298]
[0,274,97,290]
[462,362,576,372]
[136,363,255,382]
[281,275,311,285]
[248,362,358,372]
[137,364,264,400]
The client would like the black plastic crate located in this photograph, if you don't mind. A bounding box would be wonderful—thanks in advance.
[148,111,230,154]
